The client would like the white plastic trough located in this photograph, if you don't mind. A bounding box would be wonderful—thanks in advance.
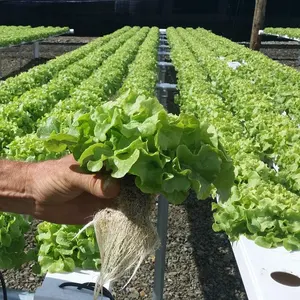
[216,195,300,300]
[34,269,111,300]
[0,28,74,50]
[232,236,300,300]
[259,30,300,43]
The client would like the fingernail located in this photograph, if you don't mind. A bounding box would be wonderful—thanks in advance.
[103,176,113,191]
[102,176,120,198]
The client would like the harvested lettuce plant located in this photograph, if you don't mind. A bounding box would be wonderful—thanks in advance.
[44,91,234,298]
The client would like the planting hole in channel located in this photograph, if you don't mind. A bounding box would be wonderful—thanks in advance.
[270,271,300,287]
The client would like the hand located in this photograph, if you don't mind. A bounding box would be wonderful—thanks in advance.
[28,155,120,225]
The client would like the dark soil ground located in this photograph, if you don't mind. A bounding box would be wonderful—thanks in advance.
[0,36,95,79]
[1,36,299,300]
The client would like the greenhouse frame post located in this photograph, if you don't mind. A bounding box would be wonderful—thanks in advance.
[250,0,268,50]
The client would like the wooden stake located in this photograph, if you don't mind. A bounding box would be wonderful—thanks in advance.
[250,0,268,50]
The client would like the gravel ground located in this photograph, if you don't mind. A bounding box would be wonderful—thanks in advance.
[114,196,248,300]
[2,219,44,292]
[0,35,95,79]
[241,41,300,69]
[1,37,299,299]
[261,45,300,69]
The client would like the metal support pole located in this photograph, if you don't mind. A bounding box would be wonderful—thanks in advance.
[34,41,40,59]
[152,29,170,300]
[153,196,169,300]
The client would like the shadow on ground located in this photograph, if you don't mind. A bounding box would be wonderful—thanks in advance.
[184,195,248,300]
[1,58,49,80]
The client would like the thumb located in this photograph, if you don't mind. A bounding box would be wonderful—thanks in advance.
[74,172,120,199]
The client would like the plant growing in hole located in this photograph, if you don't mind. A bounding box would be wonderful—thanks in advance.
[43,90,234,299]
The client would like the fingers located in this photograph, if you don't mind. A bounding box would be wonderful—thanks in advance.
[34,193,115,225]
[73,172,120,199]
[65,155,121,199]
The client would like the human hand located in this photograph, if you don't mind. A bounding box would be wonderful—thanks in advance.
[27,155,120,225]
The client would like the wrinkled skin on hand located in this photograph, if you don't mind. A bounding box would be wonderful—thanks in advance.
[28,155,120,224]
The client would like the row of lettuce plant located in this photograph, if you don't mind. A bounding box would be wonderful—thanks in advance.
[0,26,130,105]
[0,26,69,47]
[0,27,149,272]
[0,27,140,153]
[179,28,300,197]
[5,27,150,162]
[264,27,300,39]
[189,27,300,123]
[167,27,300,251]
